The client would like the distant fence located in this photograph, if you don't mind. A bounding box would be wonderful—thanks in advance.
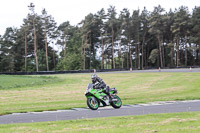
[0,66,199,75]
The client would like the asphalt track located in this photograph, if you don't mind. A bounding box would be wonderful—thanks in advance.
[0,68,200,124]
[1,100,200,124]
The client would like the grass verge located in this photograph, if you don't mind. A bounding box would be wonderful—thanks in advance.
[0,112,200,133]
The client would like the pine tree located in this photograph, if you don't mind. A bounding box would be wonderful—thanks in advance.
[132,9,141,69]
[41,8,57,71]
[106,6,118,69]
[191,6,200,65]
[140,7,150,69]
[0,28,16,72]
[95,8,106,69]
[57,21,76,70]
[28,3,39,71]
[171,6,190,66]
[149,5,165,68]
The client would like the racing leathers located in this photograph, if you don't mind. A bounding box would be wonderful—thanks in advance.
[92,77,112,98]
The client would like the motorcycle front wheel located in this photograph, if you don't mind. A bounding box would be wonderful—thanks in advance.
[87,96,99,110]
[110,95,122,109]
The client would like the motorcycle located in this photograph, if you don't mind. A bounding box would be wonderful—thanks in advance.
[85,83,122,110]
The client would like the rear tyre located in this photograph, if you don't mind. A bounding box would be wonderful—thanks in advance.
[110,95,122,109]
[87,97,99,110]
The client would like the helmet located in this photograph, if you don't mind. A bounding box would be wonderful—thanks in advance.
[91,74,98,83]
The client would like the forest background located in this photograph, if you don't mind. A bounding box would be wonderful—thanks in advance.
[0,3,200,72]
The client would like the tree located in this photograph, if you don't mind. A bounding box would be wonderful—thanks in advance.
[118,8,128,68]
[57,21,76,70]
[95,8,107,69]
[191,6,200,65]
[132,9,141,69]
[0,35,2,71]
[41,8,57,71]
[28,3,39,71]
[79,16,91,70]
[106,6,118,69]
[149,5,165,68]
[57,21,73,57]
[118,8,132,69]
[0,28,17,72]
[164,9,175,67]
[140,7,150,69]
[56,28,82,70]
[80,13,100,70]
[149,49,159,64]
[20,17,33,71]
[171,6,190,66]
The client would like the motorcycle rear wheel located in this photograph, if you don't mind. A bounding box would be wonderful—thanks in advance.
[87,97,99,110]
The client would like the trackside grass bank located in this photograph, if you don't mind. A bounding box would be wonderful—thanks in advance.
[0,72,200,115]
[0,112,200,133]
[0,75,62,90]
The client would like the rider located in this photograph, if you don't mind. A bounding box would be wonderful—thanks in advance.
[91,74,113,98]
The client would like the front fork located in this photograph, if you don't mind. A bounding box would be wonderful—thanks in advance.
[91,96,96,104]
[86,96,98,105]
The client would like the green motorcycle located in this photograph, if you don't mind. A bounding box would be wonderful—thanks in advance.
[85,83,122,110]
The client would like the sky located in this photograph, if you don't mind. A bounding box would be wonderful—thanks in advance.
[0,0,199,35]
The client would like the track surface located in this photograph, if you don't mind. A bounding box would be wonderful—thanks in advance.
[1,100,200,124]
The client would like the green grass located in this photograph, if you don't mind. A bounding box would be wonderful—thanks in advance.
[0,75,63,90]
[1,112,200,133]
[0,72,200,115]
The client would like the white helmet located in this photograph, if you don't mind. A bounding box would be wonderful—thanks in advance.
[91,74,98,83]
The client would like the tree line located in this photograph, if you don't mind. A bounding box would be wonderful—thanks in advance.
[0,3,200,72]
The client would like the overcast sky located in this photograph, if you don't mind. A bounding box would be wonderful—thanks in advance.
[0,0,199,35]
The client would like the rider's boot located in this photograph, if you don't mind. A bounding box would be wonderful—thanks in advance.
[108,94,112,103]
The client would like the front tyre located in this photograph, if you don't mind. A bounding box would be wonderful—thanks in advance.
[111,95,122,109]
[87,97,99,110]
